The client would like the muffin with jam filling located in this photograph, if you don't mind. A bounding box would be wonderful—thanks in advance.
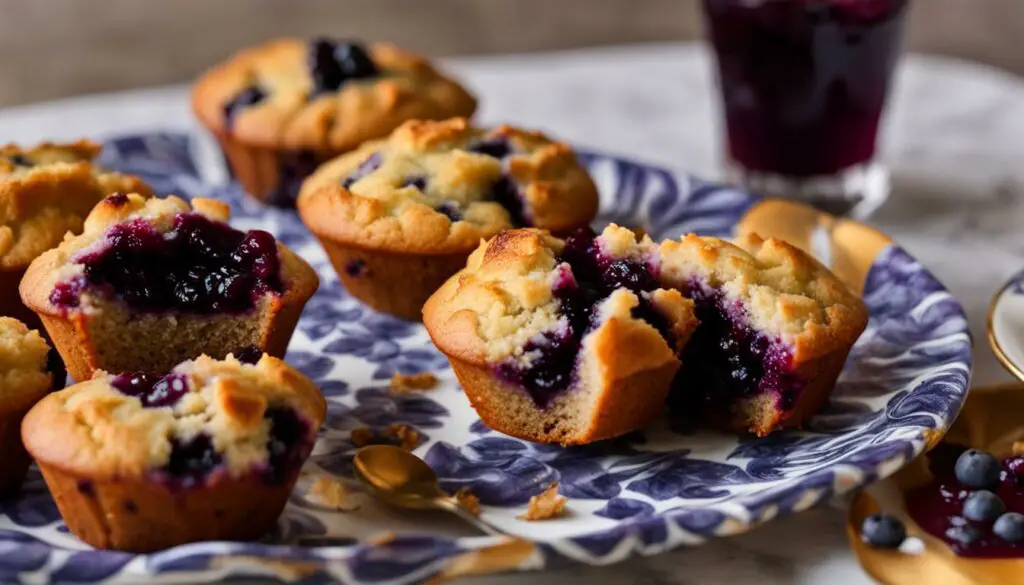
[191,37,477,207]
[423,224,867,444]
[0,317,60,497]
[19,194,318,381]
[21,352,326,552]
[0,141,152,331]
[298,117,598,320]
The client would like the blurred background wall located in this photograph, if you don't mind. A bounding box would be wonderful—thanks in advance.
[2,0,1023,106]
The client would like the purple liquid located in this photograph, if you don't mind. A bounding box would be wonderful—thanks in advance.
[704,0,907,176]
[906,443,1024,558]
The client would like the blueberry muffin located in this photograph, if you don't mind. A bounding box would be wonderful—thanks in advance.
[0,141,152,331]
[191,38,477,207]
[21,353,326,552]
[298,118,599,320]
[19,194,318,381]
[423,227,699,444]
[0,317,59,497]
[423,225,867,444]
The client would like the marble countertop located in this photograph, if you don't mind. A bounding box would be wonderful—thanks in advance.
[3,43,1021,585]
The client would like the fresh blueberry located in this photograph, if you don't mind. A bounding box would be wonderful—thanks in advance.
[954,449,1002,489]
[962,490,1006,522]
[994,512,1024,543]
[308,39,379,96]
[945,524,982,546]
[860,514,906,549]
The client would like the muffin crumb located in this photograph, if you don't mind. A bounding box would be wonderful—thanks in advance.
[308,477,359,511]
[518,483,567,521]
[454,488,481,516]
[350,427,374,447]
[384,423,420,451]
[390,371,439,393]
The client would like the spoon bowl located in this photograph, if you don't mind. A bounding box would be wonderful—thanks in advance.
[353,445,503,535]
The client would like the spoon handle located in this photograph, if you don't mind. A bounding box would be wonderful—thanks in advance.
[438,497,505,536]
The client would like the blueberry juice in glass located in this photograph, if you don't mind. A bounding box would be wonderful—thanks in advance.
[702,0,908,217]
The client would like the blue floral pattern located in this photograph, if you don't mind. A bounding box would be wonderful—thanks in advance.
[0,132,971,584]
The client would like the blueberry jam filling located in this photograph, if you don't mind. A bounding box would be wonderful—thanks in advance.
[49,213,283,314]
[222,85,267,128]
[340,152,382,189]
[496,228,671,407]
[232,345,263,365]
[401,175,427,191]
[434,202,462,222]
[467,138,512,160]
[266,150,320,208]
[111,372,191,408]
[261,407,312,484]
[161,434,223,489]
[308,39,379,97]
[6,153,34,167]
[669,283,803,418]
[489,175,528,227]
[906,444,1024,557]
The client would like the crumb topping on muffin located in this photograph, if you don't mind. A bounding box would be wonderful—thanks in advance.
[0,140,152,269]
[0,317,51,406]
[298,118,599,254]
[21,354,326,481]
[191,38,477,151]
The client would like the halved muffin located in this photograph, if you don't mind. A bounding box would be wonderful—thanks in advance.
[19,194,318,381]
[0,141,152,331]
[298,117,598,319]
[423,227,698,444]
[423,225,868,444]
[0,317,59,497]
[22,352,326,552]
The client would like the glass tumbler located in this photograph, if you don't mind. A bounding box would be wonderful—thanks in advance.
[702,0,909,217]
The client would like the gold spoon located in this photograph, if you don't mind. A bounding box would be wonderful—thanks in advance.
[353,445,503,536]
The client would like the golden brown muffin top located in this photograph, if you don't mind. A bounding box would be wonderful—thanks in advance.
[21,353,326,479]
[297,118,599,255]
[0,317,52,410]
[191,38,477,151]
[0,140,152,270]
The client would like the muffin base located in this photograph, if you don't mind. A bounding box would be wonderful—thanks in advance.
[217,134,341,208]
[37,462,299,552]
[35,295,306,382]
[0,400,38,498]
[448,356,679,446]
[319,239,470,321]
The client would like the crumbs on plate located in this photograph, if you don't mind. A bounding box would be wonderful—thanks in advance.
[454,488,481,517]
[384,423,420,451]
[349,424,420,450]
[350,427,375,447]
[390,372,439,393]
[307,477,360,512]
[518,482,567,521]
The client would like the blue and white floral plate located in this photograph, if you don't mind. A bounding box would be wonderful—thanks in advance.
[0,133,972,584]
[989,269,1024,382]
